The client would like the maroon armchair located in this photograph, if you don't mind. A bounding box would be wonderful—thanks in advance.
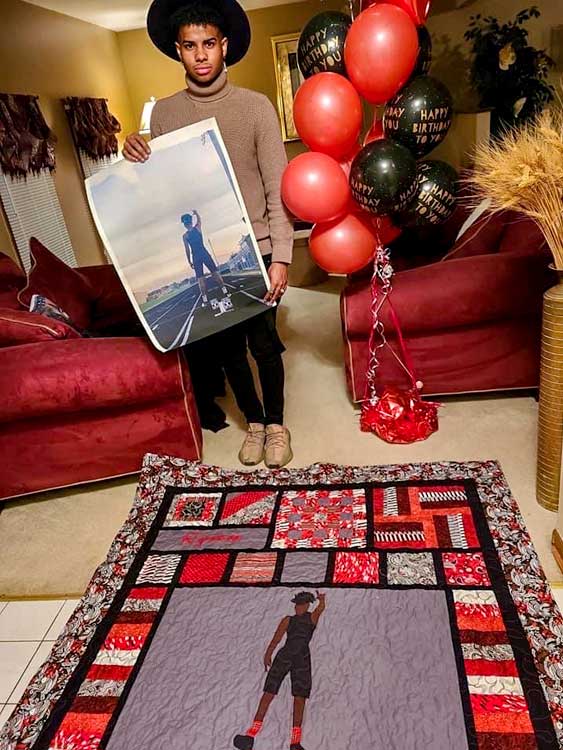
[0,241,202,501]
[341,204,554,402]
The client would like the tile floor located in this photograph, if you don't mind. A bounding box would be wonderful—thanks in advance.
[0,599,79,729]
[1,588,563,732]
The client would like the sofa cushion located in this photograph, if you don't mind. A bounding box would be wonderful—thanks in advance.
[17,238,95,329]
[0,308,81,347]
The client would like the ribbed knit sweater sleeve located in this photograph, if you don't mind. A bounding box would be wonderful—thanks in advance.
[254,97,294,265]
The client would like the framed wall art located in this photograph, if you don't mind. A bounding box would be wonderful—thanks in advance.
[271,33,305,142]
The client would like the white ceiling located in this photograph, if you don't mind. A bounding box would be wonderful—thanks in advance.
[23,0,305,31]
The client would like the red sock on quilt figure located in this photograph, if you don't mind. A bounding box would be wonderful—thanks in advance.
[247,721,263,737]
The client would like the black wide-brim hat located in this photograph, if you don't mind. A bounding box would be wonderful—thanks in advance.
[292,592,316,605]
[147,0,251,67]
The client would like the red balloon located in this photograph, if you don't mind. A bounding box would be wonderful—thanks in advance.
[282,152,350,223]
[344,4,419,104]
[360,0,431,24]
[309,213,378,274]
[293,73,363,159]
[385,0,431,25]
[363,118,385,146]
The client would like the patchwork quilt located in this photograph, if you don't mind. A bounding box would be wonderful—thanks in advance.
[1,457,562,750]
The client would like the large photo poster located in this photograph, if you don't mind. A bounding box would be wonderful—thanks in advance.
[86,118,271,352]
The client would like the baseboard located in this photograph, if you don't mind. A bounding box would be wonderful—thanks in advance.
[551,529,563,574]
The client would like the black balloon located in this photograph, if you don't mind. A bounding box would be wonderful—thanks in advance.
[401,160,458,227]
[349,139,418,216]
[383,76,453,158]
[297,11,351,79]
[413,26,432,77]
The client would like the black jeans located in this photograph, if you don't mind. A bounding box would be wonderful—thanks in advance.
[221,302,285,425]
[186,256,285,427]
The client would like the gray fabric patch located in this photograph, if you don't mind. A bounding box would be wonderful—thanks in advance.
[106,588,468,750]
[152,528,269,551]
[281,553,328,583]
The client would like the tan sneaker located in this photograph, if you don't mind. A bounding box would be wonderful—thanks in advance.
[239,423,266,466]
[265,425,293,469]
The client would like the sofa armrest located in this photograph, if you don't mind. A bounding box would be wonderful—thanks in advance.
[0,337,189,423]
[344,252,552,338]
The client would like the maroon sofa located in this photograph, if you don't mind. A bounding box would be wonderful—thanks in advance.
[341,203,554,402]
[0,240,202,501]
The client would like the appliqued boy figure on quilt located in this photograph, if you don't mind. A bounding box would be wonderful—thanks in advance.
[234,591,326,750]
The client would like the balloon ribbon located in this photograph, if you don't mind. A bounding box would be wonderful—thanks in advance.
[360,230,441,443]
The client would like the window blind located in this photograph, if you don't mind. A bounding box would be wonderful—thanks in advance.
[0,170,76,271]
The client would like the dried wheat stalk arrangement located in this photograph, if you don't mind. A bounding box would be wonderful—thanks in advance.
[469,100,563,270]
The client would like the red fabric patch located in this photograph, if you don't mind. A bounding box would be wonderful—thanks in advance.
[473,712,534,733]
[220,491,275,525]
[71,696,119,714]
[87,664,133,682]
[230,553,277,583]
[459,630,509,646]
[100,633,145,651]
[476,732,538,749]
[127,587,167,600]
[18,237,95,329]
[56,709,111,735]
[455,602,505,631]
[464,659,519,677]
[443,552,491,586]
[333,552,379,583]
[180,553,229,583]
[471,695,529,713]
[463,513,480,547]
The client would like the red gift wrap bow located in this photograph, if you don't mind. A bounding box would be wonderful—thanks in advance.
[360,236,441,443]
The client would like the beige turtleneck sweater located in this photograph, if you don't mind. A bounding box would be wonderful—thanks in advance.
[150,70,294,264]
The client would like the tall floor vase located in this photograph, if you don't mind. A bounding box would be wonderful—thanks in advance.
[537,269,563,511]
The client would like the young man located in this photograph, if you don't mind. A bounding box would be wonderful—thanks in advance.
[181,210,229,307]
[123,0,294,468]
[234,591,326,750]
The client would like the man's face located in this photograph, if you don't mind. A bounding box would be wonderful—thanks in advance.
[175,24,228,85]
[295,603,309,615]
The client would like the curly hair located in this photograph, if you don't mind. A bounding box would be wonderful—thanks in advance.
[170,3,228,39]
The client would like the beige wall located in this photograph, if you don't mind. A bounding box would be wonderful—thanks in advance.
[0,0,135,268]
[117,0,342,162]
[428,0,563,111]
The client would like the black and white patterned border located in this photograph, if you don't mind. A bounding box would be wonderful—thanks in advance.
[1,456,562,749]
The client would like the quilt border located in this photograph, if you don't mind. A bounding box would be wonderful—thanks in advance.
[1,456,562,750]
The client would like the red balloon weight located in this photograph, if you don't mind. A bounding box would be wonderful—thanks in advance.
[282,152,350,223]
[363,118,385,146]
[309,213,378,274]
[293,73,363,159]
[344,4,419,104]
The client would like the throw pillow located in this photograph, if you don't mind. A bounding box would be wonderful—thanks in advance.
[0,308,81,347]
[17,237,95,329]
[0,251,26,291]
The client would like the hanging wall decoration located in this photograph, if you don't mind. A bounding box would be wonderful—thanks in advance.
[0,94,56,177]
[63,97,121,161]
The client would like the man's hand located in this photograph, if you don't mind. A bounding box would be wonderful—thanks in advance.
[122,133,151,163]
[264,652,272,671]
[316,590,326,603]
[265,262,288,304]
